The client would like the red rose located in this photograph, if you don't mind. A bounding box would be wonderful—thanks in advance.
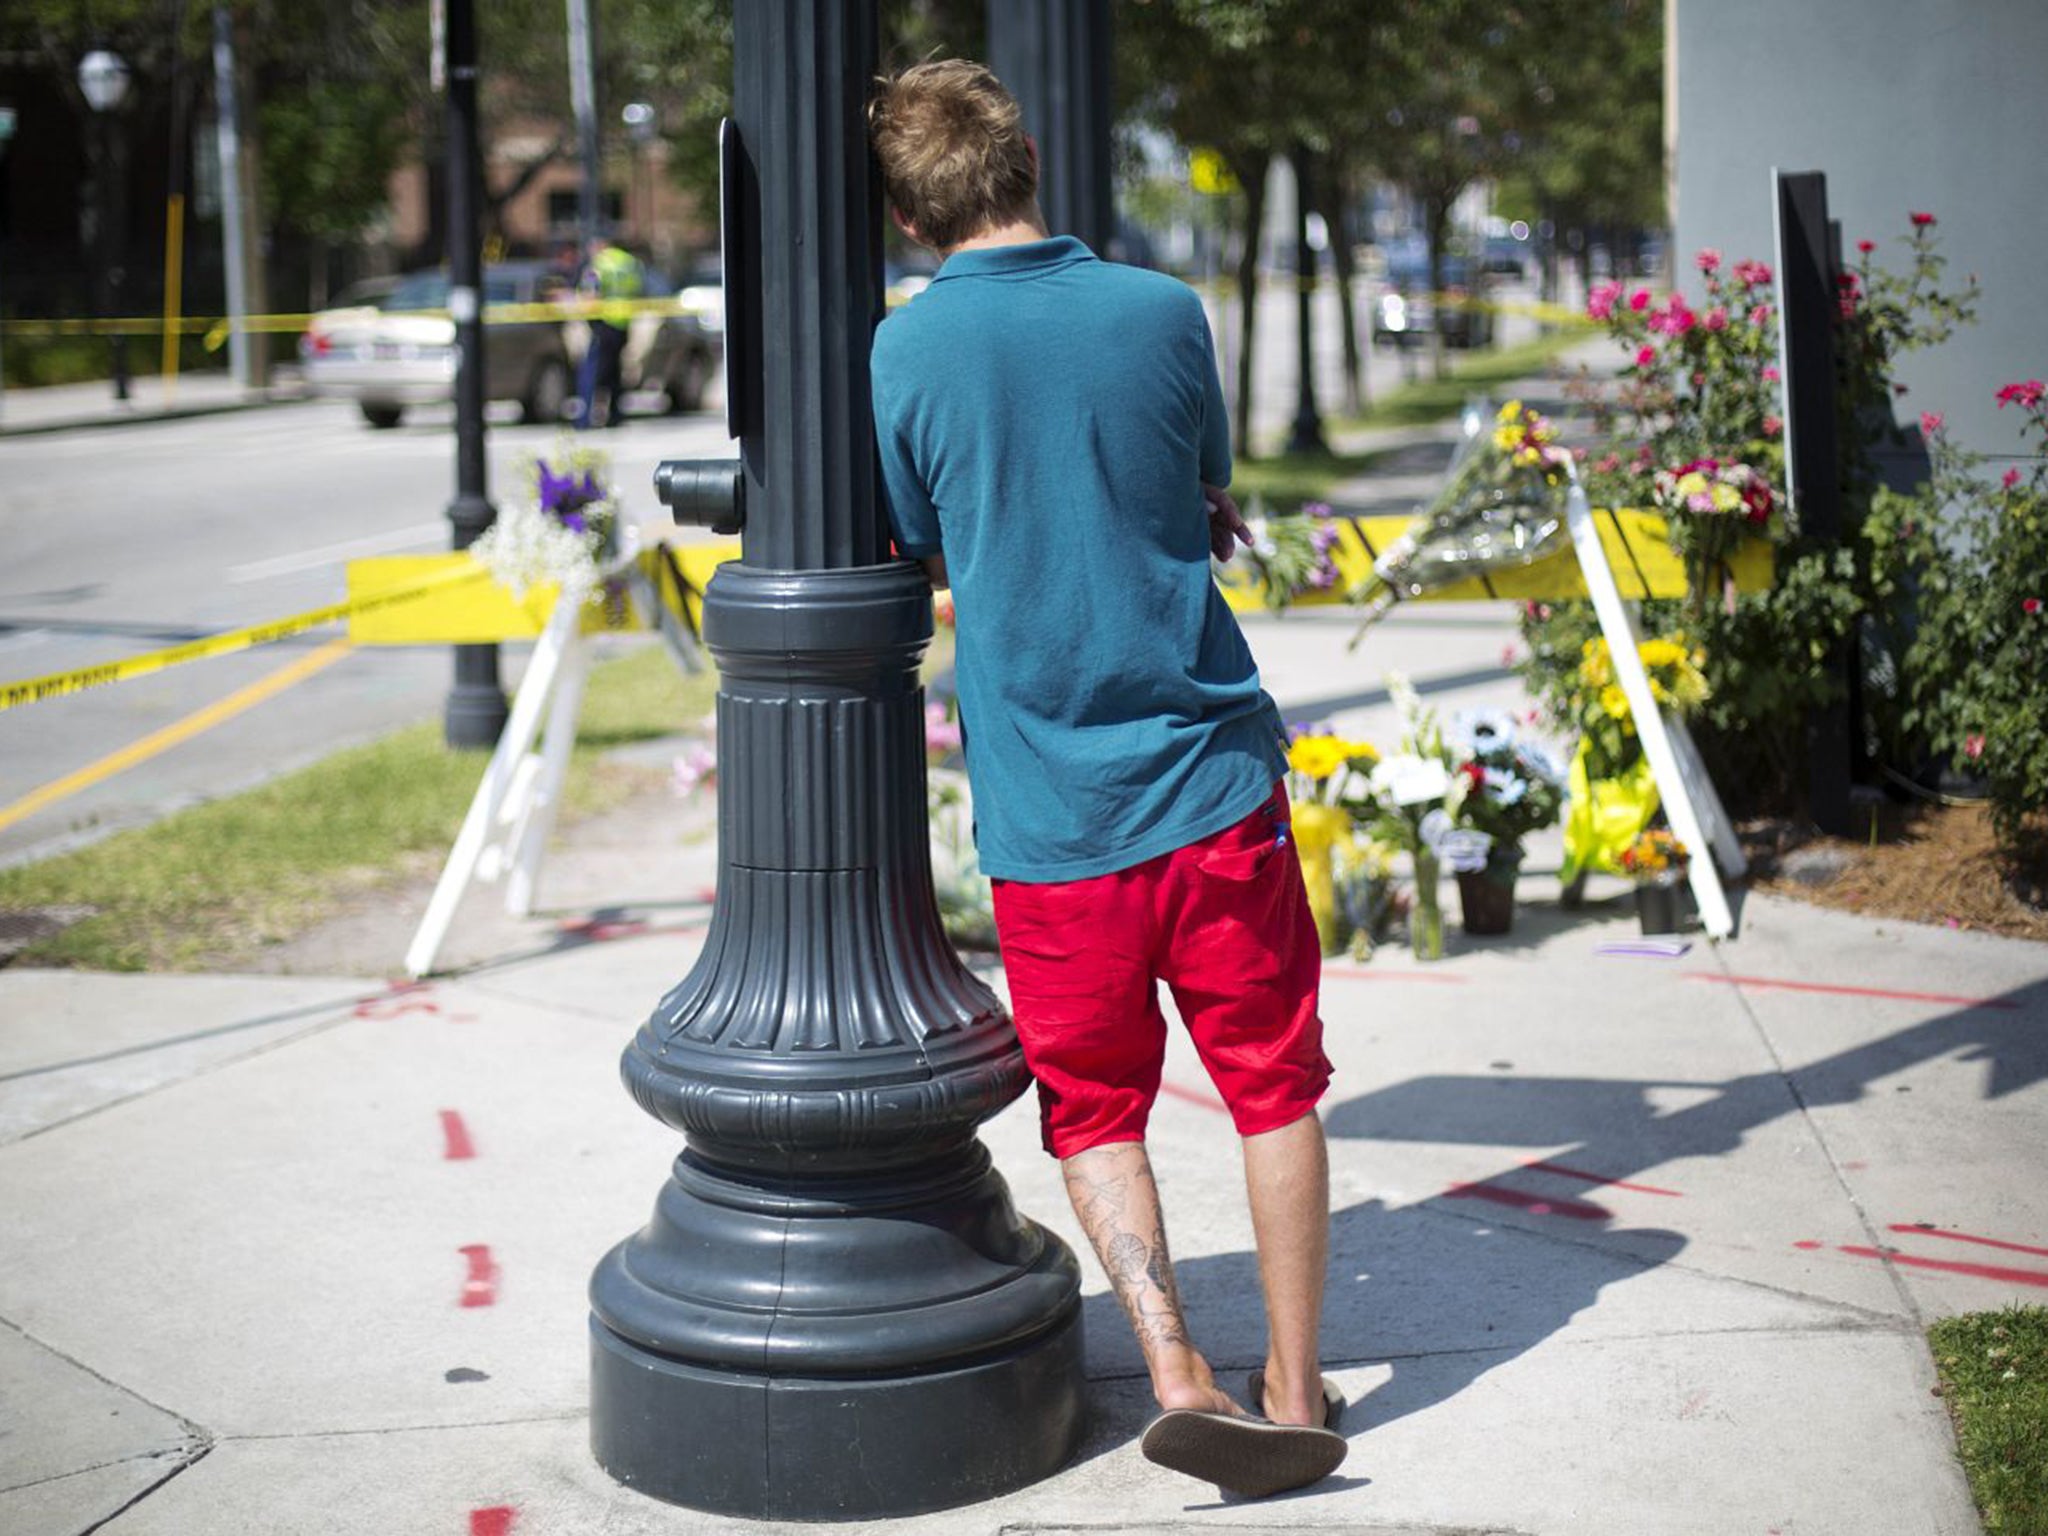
[1909,211,1936,227]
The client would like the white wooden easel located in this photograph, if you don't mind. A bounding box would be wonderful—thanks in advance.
[1562,469,1747,939]
[404,532,707,977]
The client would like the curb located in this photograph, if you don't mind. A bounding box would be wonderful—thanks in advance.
[0,393,312,438]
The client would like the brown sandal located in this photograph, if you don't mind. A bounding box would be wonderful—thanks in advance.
[1139,1407,1348,1498]
[1246,1369,1346,1431]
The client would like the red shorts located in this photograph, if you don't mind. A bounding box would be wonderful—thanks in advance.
[990,782,1331,1159]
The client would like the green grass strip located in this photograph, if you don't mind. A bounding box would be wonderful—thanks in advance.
[1929,1304,2048,1534]
[0,640,716,972]
[1232,331,1586,514]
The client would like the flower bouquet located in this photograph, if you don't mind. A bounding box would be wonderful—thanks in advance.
[469,441,626,607]
[1650,455,1779,616]
[1620,828,1690,935]
[1347,400,1573,633]
[1284,725,1386,956]
[1446,710,1566,935]
[1353,675,1489,961]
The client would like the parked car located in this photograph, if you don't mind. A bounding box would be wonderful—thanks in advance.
[300,262,575,429]
[622,268,720,414]
[1370,243,1495,350]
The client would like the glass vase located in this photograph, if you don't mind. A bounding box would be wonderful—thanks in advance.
[1410,848,1445,962]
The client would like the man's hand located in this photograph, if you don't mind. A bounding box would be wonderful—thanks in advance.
[1203,483,1253,564]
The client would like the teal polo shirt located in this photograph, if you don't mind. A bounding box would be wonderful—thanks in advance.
[871,235,1287,883]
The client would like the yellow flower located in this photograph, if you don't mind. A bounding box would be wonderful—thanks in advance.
[1498,400,1523,422]
[1675,471,1710,499]
[1600,684,1632,720]
[1638,638,1685,669]
[1493,424,1524,454]
[1342,739,1381,765]
[1288,735,1349,780]
[1710,482,1742,513]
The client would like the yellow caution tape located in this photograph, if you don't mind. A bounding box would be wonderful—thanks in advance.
[0,562,491,712]
[1216,507,1773,612]
[346,542,742,644]
[7,294,719,346]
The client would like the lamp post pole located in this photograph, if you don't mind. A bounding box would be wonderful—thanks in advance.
[78,49,131,403]
[987,0,1113,255]
[1285,145,1327,456]
[440,0,507,750]
[588,1,1084,1518]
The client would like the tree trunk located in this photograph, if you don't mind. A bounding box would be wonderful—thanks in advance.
[1229,149,1269,460]
[1424,193,1450,382]
[234,6,270,386]
[1318,161,1363,413]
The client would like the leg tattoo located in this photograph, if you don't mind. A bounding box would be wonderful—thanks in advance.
[1065,1150,1190,1351]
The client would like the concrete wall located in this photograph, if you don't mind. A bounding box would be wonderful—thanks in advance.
[1673,0,2047,461]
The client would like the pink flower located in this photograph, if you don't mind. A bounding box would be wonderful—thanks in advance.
[1696,248,1722,273]
[2003,468,2022,490]
[1762,365,1781,383]
[2025,597,2044,615]
[1995,379,2045,410]
[1586,280,1624,320]
[1910,211,1936,228]
[1629,288,1651,313]
[1920,411,1944,436]
[1964,733,1985,761]
[1635,345,1658,369]
[1748,303,1773,328]
[1501,645,1521,667]
[1595,452,1622,474]
[1762,414,1782,437]
[1733,259,1774,287]
[1857,239,1875,254]
[924,701,963,755]
[1704,306,1729,331]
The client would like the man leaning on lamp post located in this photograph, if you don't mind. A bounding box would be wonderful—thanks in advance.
[867,59,1348,1500]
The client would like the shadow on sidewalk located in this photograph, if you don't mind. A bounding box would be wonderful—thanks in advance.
[1086,974,2048,1449]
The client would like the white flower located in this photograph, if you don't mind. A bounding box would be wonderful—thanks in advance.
[1386,670,1424,728]
[469,499,607,605]
[1447,707,1519,756]
[1371,753,1449,807]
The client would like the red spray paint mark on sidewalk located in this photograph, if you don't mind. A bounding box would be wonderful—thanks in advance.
[1441,1180,1612,1221]
[1321,964,1469,984]
[1888,1225,2048,1260]
[440,1110,476,1161]
[351,981,476,1023]
[458,1245,499,1307]
[470,1508,516,1536]
[1686,974,2020,1010]
[1836,1244,2048,1289]
[1157,1080,1229,1115]
[1520,1160,1684,1197]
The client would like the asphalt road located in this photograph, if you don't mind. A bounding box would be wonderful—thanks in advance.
[0,398,739,868]
[0,273,1548,869]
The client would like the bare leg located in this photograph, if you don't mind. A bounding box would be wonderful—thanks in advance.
[1242,1110,1330,1426]
[1062,1140,1242,1417]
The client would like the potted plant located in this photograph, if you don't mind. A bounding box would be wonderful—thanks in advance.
[1620,829,1691,934]
[1447,711,1566,935]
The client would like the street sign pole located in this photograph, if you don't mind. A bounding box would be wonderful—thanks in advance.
[441,0,507,749]
[589,1,1084,1517]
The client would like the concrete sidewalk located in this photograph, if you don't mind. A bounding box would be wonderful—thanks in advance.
[0,371,306,436]
[4,585,2043,1535]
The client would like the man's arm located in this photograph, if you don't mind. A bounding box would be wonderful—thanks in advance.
[921,553,950,590]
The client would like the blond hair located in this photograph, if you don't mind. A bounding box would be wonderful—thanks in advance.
[868,59,1038,251]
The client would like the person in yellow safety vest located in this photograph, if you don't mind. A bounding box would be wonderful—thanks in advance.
[575,235,644,429]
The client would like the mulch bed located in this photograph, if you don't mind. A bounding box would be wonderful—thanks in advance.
[1742,804,2048,942]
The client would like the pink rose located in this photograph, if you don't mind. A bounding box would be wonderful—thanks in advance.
[1629,289,1651,312]
[1733,259,1773,286]
[1704,307,1728,331]
[1964,733,1985,761]
[1635,345,1657,369]
[1748,304,1773,328]
[1857,239,1875,254]
[2003,468,2022,490]
[1762,365,1781,383]
[1762,414,1782,437]
[2026,598,2044,615]
[1910,211,1936,228]
[1920,411,1944,436]
[1696,248,1722,273]
[1995,379,2046,410]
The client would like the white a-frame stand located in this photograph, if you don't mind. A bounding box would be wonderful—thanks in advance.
[1562,471,1746,939]
[403,538,707,978]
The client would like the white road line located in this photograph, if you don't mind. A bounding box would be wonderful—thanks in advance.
[227,521,450,583]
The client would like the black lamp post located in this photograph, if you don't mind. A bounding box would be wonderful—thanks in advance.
[78,48,131,404]
[440,0,508,750]
[987,0,1113,255]
[588,1,1084,1519]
